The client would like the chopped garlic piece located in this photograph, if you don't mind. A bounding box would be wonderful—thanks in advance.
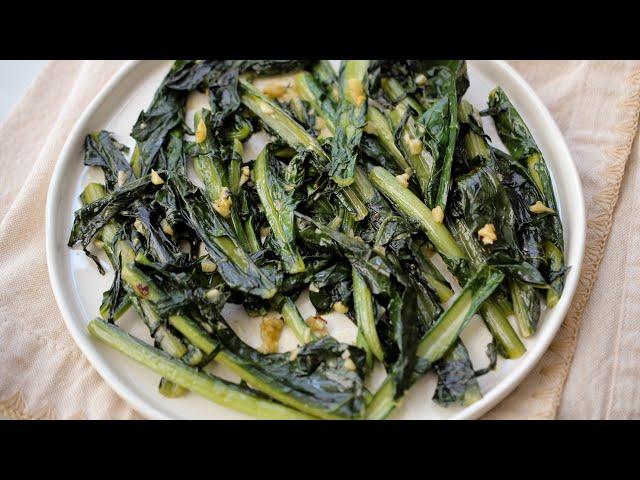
[315,116,327,131]
[260,315,284,353]
[431,205,444,224]
[213,187,233,218]
[407,137,423,155]
[117,170,128,187]
[415,73,427,86]
[344,358,357,371]
[395,172,411,188]
[306,315,328,337]
[529,201,554,214]
[160,218,174,236]
[348,78,365,106]
[308,282,320,293]
[205,288,222,303]
[333,301,349,314]
[478,223,498,245]
[239,166,251,186]
[195,118,207,144]
[201,258,217,273]
[198,242,208,258]
[150,169,164,185]
[262,83,287,99]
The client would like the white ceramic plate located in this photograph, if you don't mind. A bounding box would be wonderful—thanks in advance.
[46,60,586,419]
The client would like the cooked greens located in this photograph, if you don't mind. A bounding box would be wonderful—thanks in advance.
[69,59,567,419]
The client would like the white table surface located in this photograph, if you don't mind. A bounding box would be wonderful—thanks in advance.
[0,60,48,419]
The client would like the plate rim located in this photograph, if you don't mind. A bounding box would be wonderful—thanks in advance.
[46,60,586,420]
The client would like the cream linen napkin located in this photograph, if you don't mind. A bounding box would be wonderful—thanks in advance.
[1,61,638,420]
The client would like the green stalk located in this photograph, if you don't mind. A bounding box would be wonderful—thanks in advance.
[312,60,339,102]
[239,78,326,159]
[158,377,188,398]
[458,99,490,162]
[244,216,261,254]
[448,218,526,358]
[544,241,564,308]
[509,280,540,338]
[352,269,385,362]
[365,105,410,171]
[294,71,336,132]
[367,266,504,419]
[410,243,454,303]
[281,297,314,344]
[81,181,204,401]
[434,82,459,211]
[381,77,424,114]
[368,166,465,262]
[254,146,305,274]
[341,212,356,236]
[488,87,566,304]
[194,155,224,201]
[336,187,368,222]
[167,315,346,420]
[331,60,370,186]
[88,319,312,420]
[388,102,435,198]
[240,77,365,221]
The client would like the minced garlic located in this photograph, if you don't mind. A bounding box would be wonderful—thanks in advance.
[262,83,287,99]
[415,73,427,86]
[205,288,222,303]
[348,78,365,106]
[306,315,328,337]
[478,223,498,245]
[160,218,174,236]
[343,358,357,371]
[195,118,207,144]
[395,172,411,188]
[407,137,423,155]
[213,187,233,218]
[529,201,554,214]
[201,258,217,273]
[239,166,251,186]
[260,315,284,354]
[151,169,164,185]
[333,301,349,314]
[431,205,444,224]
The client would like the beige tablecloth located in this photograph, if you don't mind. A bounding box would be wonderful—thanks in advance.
[1,60,639,420]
